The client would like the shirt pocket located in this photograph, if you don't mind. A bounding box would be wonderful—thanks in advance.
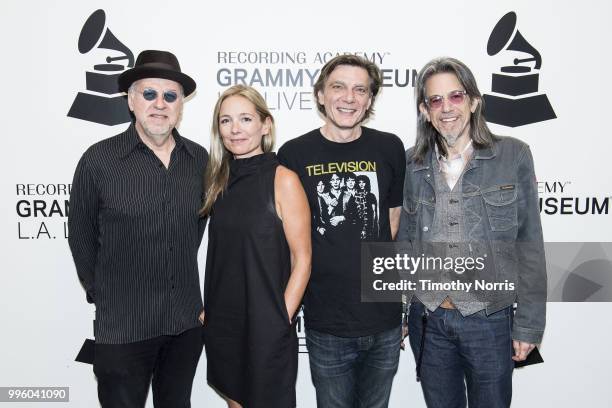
[481,184,518,232]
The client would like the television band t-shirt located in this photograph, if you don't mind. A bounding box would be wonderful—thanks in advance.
[278,127,405,337]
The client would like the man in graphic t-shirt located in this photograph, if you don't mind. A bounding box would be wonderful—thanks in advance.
[278,54,406,408]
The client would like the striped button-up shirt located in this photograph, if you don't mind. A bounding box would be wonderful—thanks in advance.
[68,123,208,344]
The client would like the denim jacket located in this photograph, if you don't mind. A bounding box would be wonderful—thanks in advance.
[397,136,547,344]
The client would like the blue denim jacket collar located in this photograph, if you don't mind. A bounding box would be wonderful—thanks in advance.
[411,142,496,174]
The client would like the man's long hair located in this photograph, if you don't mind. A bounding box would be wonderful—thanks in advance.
[413,57,497,163]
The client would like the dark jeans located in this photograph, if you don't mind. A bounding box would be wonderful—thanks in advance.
[408,301,514,408]
[93,326,203,408]
[306,325,401,408]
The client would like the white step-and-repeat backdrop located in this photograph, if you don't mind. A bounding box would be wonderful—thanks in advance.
[1,0,611,406]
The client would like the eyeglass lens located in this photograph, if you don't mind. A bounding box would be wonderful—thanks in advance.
[142,88,178,103]
[428,91,466,109]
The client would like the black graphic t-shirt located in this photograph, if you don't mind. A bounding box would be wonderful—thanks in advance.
[278,127,405,337]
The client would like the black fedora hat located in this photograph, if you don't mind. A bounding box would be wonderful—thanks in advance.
[118,50,196,96]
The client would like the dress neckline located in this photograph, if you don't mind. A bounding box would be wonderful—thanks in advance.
[229,152,277,178]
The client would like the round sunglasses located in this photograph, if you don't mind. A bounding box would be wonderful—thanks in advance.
[138,88,180,103]
[425,90,467,110]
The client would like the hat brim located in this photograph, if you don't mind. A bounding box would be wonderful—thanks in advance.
[118,66,196,97]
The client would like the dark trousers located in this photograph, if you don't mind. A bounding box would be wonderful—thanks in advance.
[306,325,401,408]
[408,301,514,408]
[93,326,203,408]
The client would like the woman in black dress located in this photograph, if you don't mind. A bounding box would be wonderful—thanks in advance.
[200,85,311,408]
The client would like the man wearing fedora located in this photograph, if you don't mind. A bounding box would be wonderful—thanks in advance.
[68,50,208,408]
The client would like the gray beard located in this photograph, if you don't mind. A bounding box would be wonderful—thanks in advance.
[142,124,173,141]
[442,132,460,148]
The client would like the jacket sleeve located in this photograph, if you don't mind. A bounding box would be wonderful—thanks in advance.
[513,145,547,343]
[68,154,99,304]
[396,149,415,312]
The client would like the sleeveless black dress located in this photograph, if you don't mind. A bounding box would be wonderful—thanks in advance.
[204,152,297,408]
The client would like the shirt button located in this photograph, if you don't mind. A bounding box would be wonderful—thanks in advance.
[423,226,429,232]
[158,163,163,168]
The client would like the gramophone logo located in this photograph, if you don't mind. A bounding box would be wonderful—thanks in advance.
[482,12,556,127]
[67,9,134,126]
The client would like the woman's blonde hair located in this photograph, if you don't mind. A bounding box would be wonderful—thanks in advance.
[199,85,275,216]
